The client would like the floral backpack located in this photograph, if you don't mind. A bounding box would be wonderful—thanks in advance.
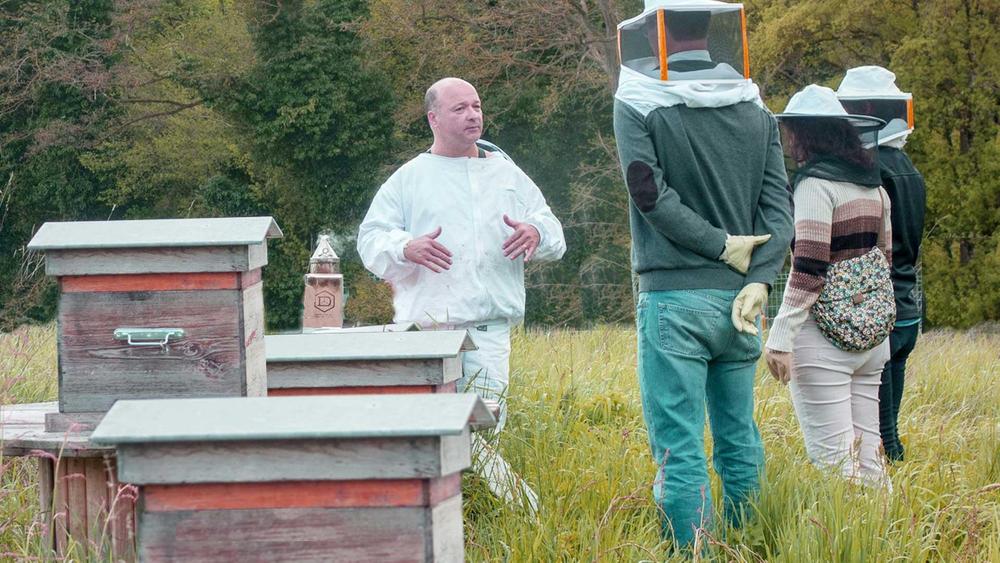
[810,190,896,351]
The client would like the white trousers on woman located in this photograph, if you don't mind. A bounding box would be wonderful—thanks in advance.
[789,318,892,489]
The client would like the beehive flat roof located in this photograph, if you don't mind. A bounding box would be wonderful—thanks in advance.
[265,330,476,362]
[90,394,495,444]
[305,322,421,333]
[27,217,282,250]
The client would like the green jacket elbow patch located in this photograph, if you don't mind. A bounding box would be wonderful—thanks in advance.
[627,161,658,212]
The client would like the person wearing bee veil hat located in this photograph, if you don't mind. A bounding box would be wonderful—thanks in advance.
[613,0,793,548]
[765,84,894,491]
[837,66,926,463]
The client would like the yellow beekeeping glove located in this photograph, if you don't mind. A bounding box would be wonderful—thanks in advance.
[732,282,769,335]
[719,234,772,274]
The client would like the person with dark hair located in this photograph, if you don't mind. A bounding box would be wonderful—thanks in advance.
[838,66,926,463]
[782,118,876,171]
[765,85,893,490]
[614,0,793,549]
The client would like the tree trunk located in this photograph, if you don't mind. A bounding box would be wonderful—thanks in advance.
[959,239,974,265]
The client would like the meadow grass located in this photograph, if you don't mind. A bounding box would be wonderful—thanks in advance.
[0,323,64,560]
[0,323,997,561]
[464,326,999,562]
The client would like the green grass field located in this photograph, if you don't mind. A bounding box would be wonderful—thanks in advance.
[1,324,998,561]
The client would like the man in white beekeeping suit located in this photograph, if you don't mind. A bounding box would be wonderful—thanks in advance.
[614,0,793,550]
[357,77,566,512]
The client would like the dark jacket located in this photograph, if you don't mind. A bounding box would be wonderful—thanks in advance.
[879,146,926,321]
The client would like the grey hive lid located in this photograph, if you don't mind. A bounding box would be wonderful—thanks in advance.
[90,394,496,445]
[27,216,283,250]
[308,322,422,334]
[265,330,476,363]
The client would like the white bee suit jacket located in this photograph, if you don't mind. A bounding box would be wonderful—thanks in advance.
[357,152,566,327]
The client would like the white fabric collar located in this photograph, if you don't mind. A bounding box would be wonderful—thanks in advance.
[614,65,763,117]
[883,136,908,149]
[879,120,911,147]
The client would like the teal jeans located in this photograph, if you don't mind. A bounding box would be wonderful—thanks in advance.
[636,289,765,547]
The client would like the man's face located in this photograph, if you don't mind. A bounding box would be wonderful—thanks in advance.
[428,81,483,146]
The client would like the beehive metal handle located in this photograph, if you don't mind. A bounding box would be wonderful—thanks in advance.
[113,328,185,349]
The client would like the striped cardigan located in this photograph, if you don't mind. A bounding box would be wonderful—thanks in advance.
[766,176,892,352]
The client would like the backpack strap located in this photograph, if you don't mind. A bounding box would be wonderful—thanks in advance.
[876,188,888,256]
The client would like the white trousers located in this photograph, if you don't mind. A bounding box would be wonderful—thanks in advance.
[459,323,511,433]
[453,323,537,512]
[790,319,891,489]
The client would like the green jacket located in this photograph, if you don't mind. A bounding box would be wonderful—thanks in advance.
[613,99,793,291]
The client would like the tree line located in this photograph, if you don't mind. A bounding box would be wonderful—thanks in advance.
[1,0,997,331]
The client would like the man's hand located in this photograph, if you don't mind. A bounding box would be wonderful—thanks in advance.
[731,282,768,335]
[502,215,540,261]
[765,348,793,385]
[720,234,772,274]
[403,227,452,273]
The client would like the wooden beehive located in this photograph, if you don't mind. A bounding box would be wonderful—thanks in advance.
[90,394,496,562]
[26,217,283,432]
[265,331,475,396]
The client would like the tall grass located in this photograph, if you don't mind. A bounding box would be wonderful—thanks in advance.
[465,326,1000,562]
[0,324,997,561]
[0,324,61,560]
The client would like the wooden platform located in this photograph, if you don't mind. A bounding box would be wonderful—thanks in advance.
[1,401,111,457]
[1,402,135,558]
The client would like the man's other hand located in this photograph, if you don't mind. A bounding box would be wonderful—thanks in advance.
[403,227,453,272]
[502,215,540,261]
[720,234,772,274]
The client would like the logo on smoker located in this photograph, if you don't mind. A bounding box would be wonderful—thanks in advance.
[314,290,336,312]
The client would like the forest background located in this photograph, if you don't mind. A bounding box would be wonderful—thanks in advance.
[1,0,997,332]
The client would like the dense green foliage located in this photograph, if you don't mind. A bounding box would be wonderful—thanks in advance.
[0,0,998,329]
[0,1,120,328]
[750,0,1000,327]
[0,0,395,330]
[203,0,397,329]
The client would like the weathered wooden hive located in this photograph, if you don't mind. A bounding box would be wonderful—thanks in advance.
[26,216,282,432]
[265,330,475,396]
[90,394,495,562]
